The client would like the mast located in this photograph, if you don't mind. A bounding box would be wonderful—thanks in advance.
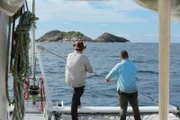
[158,0,170,120]
[32,0,36,85]
[0,3,8,120]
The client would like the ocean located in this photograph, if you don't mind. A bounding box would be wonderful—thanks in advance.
[38,42,180,107]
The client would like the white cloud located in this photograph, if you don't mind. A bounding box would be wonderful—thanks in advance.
[30,0,147,23]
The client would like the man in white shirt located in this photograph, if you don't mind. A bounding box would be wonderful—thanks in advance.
[65,40,93,120]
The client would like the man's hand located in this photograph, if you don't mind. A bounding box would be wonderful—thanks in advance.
[88,69,93,73]
[106,79,111,82]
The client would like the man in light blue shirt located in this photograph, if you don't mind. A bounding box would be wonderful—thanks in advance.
[106,50,141,120]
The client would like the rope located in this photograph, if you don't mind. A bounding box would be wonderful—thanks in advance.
[25,0,29,11]
[92,71,160,105]
[93,72,159,104]
[6,9,22,104]
[37,45,66,60]
[92,71,106,79]
[11,10,38,120]
[139,93,158,105]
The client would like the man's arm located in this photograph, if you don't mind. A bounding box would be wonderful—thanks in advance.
[105,64,120,82]
[65,55,69,81]
[84,56,93,73]
[65,55,72,87]
[88,69,93,73]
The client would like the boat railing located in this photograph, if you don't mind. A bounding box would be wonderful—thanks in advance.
[36,47,54,118]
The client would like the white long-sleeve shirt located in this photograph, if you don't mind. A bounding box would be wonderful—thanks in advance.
[65,51,92,88]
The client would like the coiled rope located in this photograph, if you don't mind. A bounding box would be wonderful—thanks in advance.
[6,7,23,105]
[11,10,38,120]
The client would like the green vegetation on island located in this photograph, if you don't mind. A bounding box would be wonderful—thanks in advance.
[36,30,130,43]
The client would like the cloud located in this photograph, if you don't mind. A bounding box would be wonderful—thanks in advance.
[32,0,147,23]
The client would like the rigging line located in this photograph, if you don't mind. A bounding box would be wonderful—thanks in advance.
[37,45,66,60]
[139,93,158,105]
[37,45,107,79]
[25,0,29,11]
[92,72,160,105]
[45,49,66,60]
[92,71,107,79]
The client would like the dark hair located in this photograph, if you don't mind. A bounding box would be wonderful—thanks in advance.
[121,50,129,59]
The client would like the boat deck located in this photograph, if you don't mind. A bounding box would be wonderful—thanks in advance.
[53,105,180,120]
[9,101,45,120]
[24,102,44,120]
[60,113,180,120]
[9,102,180,120]
[24,113,44,120]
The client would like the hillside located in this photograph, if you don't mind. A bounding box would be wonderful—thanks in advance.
[36,30,93,42]
[95,32,130,42]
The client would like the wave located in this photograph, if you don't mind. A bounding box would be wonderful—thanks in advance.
[86,75,101,79]
[45,71,60,74]
[132,60,145,63]
[138,70,158,75]
[91,90,117,98]
[133,60,158,64]
[87,72,108,79]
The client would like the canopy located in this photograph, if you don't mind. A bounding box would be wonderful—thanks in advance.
[135,0,180,21]
[0,0,24,16]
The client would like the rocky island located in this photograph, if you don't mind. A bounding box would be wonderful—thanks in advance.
[95,32,130,42]
[37,30,93,42]
[36,30,130,43]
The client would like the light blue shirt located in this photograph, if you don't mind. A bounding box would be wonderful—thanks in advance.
[105,59,138,93]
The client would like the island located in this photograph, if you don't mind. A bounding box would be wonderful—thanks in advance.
[36,30,93,42]
[95,32,130,42]
[36,30,130,43]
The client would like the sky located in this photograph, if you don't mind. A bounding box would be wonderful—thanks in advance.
[30,0,180,43]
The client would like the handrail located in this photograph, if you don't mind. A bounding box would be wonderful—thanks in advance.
[36,47,54,117]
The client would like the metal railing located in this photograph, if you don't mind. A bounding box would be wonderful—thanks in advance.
[36,47,54,119]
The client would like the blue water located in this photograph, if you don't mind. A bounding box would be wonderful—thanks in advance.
[39,42,180,107]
